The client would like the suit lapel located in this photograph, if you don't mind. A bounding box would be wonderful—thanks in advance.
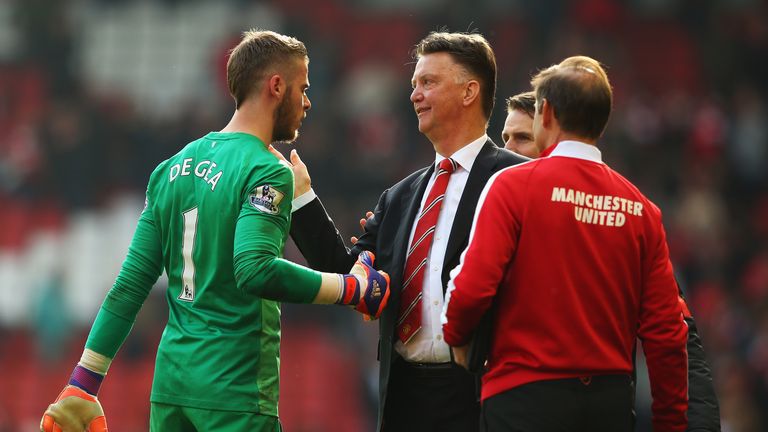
[392,164,434,288]
[443,140,500,283]
[381,163,433,345]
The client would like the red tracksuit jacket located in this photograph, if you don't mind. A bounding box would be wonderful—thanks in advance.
[442,140,689,431]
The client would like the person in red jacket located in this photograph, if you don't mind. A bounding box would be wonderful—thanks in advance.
[442,55,689,432]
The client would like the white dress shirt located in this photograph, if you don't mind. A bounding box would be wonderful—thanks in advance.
[395,134,488,363]
[291,135,489,363]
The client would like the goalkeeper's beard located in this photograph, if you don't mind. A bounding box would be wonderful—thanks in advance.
[272,87,301,144]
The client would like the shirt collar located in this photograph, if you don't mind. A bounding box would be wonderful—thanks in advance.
[546,140,603,164]
[434,134,488,173]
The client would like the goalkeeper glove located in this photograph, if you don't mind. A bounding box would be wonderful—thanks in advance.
[338,251,391,319]
[41,385,108,432]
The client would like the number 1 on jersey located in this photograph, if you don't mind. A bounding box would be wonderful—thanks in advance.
[179,207,198,301]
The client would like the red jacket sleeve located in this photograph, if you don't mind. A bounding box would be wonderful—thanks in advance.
[443,170,522,346]
[638,207,689,431]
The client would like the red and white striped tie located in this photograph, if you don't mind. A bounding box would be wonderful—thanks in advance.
[397,158,457,344]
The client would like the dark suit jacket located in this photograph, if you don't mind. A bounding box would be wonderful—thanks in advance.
[290,139,524,429]
[289,139,720,431]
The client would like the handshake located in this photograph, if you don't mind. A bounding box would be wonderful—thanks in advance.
[339,251,391,320]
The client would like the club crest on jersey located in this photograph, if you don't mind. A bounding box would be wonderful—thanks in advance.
[249,185,284,214]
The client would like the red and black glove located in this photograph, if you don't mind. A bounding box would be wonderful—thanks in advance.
[338,251,391,320]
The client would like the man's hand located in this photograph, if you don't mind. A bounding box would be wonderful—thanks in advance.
[350,211,373,245]
[41,386,108,432]
[451,344,470,370]
[349,251,390,319]
[268,145,311,198]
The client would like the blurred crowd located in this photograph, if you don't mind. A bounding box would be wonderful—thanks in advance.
[1,0,767,430]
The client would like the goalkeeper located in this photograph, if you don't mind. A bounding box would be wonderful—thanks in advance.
[40,29,390,432]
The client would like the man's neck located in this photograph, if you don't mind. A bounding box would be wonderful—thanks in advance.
[220,105,272,146]
[429,121,487,158]
[539,130,596,153]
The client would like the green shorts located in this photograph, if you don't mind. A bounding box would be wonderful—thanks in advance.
[150,403,282,432]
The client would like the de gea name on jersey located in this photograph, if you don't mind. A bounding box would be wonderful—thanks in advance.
[168,158,224,191]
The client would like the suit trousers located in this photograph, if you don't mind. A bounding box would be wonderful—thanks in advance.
[382,357,480,432]
[480,375,634,432]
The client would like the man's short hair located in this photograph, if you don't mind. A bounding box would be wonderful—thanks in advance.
[414,31,497,120]
[530,56,612,140]
[506,91,536,118]
[227,29,308,108]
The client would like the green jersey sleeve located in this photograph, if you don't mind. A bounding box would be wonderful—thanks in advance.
[233,161,322,303]
[85,195,164,358]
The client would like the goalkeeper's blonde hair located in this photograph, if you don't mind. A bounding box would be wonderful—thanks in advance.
[227,29,308,109]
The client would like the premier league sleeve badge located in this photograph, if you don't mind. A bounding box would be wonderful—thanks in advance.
[248,184,285,215]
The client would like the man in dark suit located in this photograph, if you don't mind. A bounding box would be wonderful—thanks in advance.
[283,31,528,432]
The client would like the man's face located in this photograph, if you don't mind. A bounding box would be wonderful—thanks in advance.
[502,109,538,158]
[410,52,468,140]
[273,59,311,143]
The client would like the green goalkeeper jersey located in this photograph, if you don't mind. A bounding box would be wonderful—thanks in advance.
[84,132,322,415]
